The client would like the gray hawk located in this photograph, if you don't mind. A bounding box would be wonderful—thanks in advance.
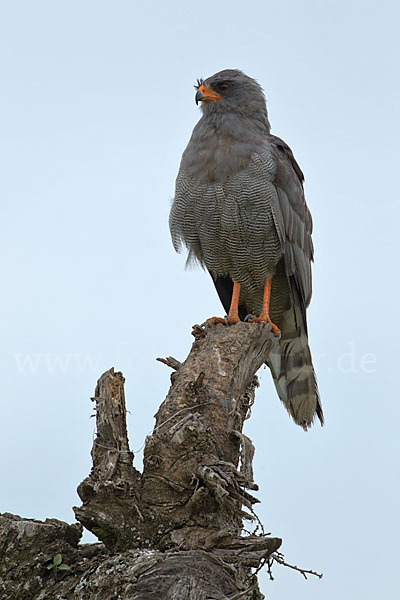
[169,69,323,430]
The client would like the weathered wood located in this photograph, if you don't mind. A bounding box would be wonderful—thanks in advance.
[74,322,278,553]
[0,512,98,600]
[142,321,276,547]
[0,512,282,599]
[74,368,142,551]
[1,322,283,599]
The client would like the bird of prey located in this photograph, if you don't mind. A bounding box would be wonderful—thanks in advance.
[169,69,323,430]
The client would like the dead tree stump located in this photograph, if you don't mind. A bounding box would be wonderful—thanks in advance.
[1,322,283,599]
[73,322,281,597]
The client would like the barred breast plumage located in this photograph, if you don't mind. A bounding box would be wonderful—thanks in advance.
[169,69,323,430]
[171,148,283,315]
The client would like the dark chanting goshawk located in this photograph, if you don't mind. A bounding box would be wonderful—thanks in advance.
[169,69,323,430]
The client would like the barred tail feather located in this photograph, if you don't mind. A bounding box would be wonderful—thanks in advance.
[267,315,323,430]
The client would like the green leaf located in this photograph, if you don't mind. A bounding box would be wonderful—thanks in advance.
[53,554,62,566]
[47,563,55,570]
[57,563,71,571]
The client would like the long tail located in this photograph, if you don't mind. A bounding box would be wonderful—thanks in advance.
[266,290,323,430]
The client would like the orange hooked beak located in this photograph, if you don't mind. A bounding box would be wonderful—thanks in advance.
[195,84,222,105]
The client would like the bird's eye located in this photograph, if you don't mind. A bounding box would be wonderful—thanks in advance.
[216,82,230,92]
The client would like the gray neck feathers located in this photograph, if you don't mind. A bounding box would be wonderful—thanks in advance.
[180,109,271,183]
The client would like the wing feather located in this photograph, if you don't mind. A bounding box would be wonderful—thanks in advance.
[268,135,314,309]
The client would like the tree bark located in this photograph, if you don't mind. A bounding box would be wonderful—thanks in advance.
[0,322,282,599]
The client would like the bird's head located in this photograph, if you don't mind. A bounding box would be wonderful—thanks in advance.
[194,69,269,129]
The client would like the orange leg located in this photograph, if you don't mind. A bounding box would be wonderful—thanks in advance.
[248,278,281,337]
[204,281,241,327]
[227,281,241,324]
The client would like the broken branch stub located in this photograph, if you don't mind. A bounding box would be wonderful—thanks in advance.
[74,368,142,550]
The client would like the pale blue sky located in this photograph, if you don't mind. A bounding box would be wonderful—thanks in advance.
[1,1,399,598]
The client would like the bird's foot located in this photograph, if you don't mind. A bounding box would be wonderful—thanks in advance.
[247,315,281,337]
[226,314,240,325]
[203,317,226,328]
[203,314,240,328]
[244,314,255,322]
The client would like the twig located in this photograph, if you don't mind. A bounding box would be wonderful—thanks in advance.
[269,551,323,580]
[156,356,182,370]
[267,556,274,581]
[246,505,264,536]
